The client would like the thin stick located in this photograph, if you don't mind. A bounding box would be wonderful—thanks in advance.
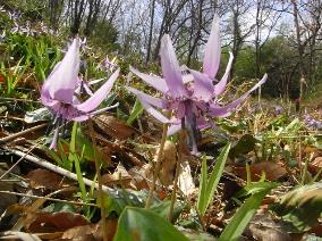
[145,122,169,208]
[88,120,109,241]
[0,190,98,207]
[7,147,114,193]
[0,123,47,143]
[168,128,184,222]
[0,142,40,180]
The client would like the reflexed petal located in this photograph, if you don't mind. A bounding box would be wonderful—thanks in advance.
[138,97,170,123]
[45,39,80,103]
[214,52,234,96]
[203,15,221,79]
[126,87,170,123]
[130,66,168,93]
[189,69,214,102]
[76,68,119,112]
[82,82,94,96]
[72,103,119,122]
[209,73,268,117]
[160,34,188,98]
[208,103,233,117]
[167,123,181,135]
[126,87,166,109]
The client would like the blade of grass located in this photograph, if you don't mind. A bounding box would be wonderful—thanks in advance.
[197,143,231,216]
[127,98,144,125]
[219,184,276,241]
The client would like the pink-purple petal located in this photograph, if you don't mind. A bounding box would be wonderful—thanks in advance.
[130,66,169,93]
[167,123,181,136]
[76,68,119,113]
[203,15,221,79]
[44,39,80,103]
[214,52,234,96]
[139,98,170,124]
[72,103,119,122]
[160,34,188,98]
[209,73,268,117]
[189,69,214,102]
[126,87,166,109]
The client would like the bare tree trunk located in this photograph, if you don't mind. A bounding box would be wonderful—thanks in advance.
[146,0,156,63]
[187,0,203,66]
[292,0,305,99]
[70,0,87,36]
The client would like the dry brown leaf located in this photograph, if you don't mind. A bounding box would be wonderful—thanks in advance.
[232,162,287,181]
[27,169,70,190]
[304,146,322,160]
[128,165,150,190]
[59,224,98,241]
[178,160,195,196]
[59,216,118,241]
[247,213,292,241]
[159,140,177,186]
[94,115,136,140]
[27,212,89,233]
[309,157,322,175]
[101,163,132,187]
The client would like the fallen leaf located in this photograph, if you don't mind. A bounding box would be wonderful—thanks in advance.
[159,140,177,186]
[60,224,98,241]
[178,160,195,196]
[27,169,70,191]
[247,213,292,241]
[309,157,322,175]
[232,162,287,181]
[102,163,132,187]
[28,212,89,233]
[94,115,136,140]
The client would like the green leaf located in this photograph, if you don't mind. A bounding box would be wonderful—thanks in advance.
[219,185,274,241]
[150,200,183,222]
[127,98,144,125]
[197,143,231,216]
[101,190,150,215]
[272,183,322,231]
[235,182,278,199]
[114,207,189,241]
[229,134,256,158]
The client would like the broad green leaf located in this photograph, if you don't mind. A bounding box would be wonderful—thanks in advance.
[114,207,189,241]
[150,200,183,222]
[197,143,231,216]
[127,98,144,125]
[272,183,322,231]
[229,134,256,158]
[219,185,274,241]
[101,190,151,215]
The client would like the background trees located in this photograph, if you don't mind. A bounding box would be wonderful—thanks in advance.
[7,0,322,99]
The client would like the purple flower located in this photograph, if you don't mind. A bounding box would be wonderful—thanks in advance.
[274,106,283,115]
[41,39,119,149]
[127,15,267,154]
[304,110,322,129]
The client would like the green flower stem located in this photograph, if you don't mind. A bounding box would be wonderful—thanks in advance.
[168,127,185,222]
[145,121,169,209]
[89,120,108,241]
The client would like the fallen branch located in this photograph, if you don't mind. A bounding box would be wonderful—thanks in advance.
[0,123,47,144]
[7,148,115,194]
